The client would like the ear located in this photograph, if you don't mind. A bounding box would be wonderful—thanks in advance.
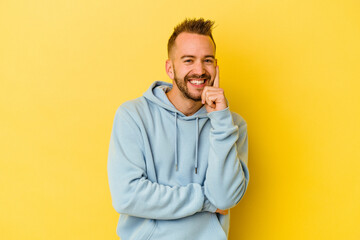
[165,59,174,80]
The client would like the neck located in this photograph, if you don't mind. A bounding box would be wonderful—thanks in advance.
[166,87,203,116]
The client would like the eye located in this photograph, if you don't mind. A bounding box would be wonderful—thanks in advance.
[184,59,193,63]
[204,59,214,63]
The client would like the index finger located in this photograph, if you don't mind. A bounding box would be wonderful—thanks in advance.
[213,66,219,88]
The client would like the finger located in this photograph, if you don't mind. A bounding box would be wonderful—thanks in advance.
[205,95,216,108]
[203,91,216,108]
[213,66,219,88]
[216,209,229,215]
[201,86,221,104]
[206,91,224,103]
[201,86,209,104]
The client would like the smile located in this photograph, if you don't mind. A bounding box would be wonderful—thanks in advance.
[189,79,206,86]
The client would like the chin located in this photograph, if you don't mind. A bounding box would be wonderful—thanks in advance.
[188,93,203,102]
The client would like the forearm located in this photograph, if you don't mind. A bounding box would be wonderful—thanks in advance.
[108,170,210,220]
[204,108,250,210]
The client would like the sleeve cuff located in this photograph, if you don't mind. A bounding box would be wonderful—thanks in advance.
[207,107,234,129]
[201,187,217,212]
[202,197,217,212]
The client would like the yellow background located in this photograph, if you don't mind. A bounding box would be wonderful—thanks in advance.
[1,0,359,239]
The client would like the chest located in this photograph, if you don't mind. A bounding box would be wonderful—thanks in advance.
[139,109,211,186]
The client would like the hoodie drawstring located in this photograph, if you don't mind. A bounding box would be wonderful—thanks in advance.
[195,117,199,174]
[174,113,199,174]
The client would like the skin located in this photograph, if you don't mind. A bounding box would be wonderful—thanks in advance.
[165,32,229,215]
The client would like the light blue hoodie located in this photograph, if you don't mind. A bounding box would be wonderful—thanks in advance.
[108,81,249,240]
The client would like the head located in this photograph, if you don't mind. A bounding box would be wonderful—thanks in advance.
[166,18,217,101]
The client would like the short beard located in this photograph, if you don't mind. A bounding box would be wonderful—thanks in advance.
[173,67,211,102]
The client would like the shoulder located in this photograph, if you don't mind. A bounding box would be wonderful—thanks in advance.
[111,97,151,132]
[230,111,247,128]
[231,111,247,132]
[115,96,149,118]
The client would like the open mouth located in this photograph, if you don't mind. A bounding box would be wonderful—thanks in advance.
[188,78,207,87]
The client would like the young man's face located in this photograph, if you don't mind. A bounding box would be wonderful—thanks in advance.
[168,32,217,101]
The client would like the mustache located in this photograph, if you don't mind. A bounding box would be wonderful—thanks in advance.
[185,73,211,80]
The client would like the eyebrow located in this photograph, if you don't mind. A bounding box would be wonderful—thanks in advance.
[180,55,215,59]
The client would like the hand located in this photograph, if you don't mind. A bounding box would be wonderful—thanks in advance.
[215,208,229,215]
[201,66,228,113]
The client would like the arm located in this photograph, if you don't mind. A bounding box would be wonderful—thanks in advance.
[107,106,216,220]
[201,66,250,210]
[204,108,249,210]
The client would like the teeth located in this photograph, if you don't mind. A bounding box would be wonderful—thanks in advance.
[189,79,205,85]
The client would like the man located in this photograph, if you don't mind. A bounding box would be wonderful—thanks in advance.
[108,18,249,240]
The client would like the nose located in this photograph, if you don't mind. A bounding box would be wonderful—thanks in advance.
[192,60,206,76]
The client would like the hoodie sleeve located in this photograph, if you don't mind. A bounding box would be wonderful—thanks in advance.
[107,106,216,220]
[204,107,250,210]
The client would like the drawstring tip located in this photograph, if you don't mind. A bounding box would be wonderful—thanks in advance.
[195,168,197,174]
